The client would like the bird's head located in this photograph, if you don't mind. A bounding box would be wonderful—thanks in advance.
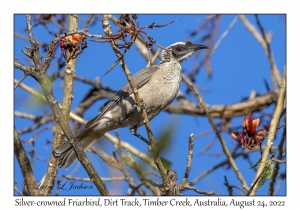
[161,41,208,63]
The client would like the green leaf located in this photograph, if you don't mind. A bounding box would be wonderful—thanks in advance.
[157,124,175,152]
[121,154,136,169]
[250,156,262,169]
[160,157,172,170]
[258,160,274,187]
[258,172,268,187]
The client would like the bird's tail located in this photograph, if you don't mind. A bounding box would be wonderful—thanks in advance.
[53,128,106,169]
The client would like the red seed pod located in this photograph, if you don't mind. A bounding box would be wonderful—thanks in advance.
[238,134,245,145]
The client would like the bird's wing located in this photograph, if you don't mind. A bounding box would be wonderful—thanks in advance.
[85,65,160,128]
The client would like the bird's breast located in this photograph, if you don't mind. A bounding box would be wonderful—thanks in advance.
[138,66,182,120]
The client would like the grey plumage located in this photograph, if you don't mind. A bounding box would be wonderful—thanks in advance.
[53,41,208,169]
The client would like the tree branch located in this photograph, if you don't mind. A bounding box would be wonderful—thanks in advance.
[166,90,278,118]
[101,14,170,195]
[182,74,249,192]
[14,127,38,195]
[238,15,281,89]
[268,125,286,195]
[41,14,79,196]
[249,66,286,196]
[192,146,284,185]
[16,14,109,196]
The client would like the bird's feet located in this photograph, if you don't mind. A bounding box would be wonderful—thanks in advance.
[122,99,146,121]
[129,126,150,145]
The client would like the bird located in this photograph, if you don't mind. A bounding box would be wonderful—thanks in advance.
[53,41,208,169]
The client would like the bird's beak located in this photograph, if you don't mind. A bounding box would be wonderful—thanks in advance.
[186,41,208,51]
[195,44,209,50]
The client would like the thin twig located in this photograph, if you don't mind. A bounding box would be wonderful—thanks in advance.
[14,79,86,124]
[83,14,94,30]
[55,71,101,88]
[23,126,52,146]
[224,176,236,196]
[14,111,37,120]
[106,132,157,169]
[15,32,30,42]
[274,176,284,195]
[187,186,216,196]
[254,14,280,90]
[14,73,28,90]
[248,66,286,196]
[90,147,148,195]
[14,181,24,196]
[62,175,125,182]
[183,134,194,181]
[269,119,286,195]
[211,15,238,54]
[166,134,215,196]
[16,114,53,135]
[238,15,281,89]
[192,146,284,185]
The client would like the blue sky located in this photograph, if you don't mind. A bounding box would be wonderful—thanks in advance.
[14,14,286,196]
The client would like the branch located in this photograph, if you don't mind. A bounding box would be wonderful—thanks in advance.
[165,90,278,118]
[248,66,286,196]
[14,58,35,76]
[192,146,284,185]
[41,14,79,196]
[55,70,280,119]
[183,134,194,182]
[83,14,94,30]
[114,132,157,195]
[14,111,38,121]
[238,15,281,89]
[15,112,53,135]
[16,14,109,196]
[182,74,249,192]
[89,147,147,195]
[42,30,104,73]
[117,146,148,195]
[62,175,125,182]
[14,79,157,170]
[104,132,158,169]
[14,127,38,195]
[14,79,86,125]
[101,14,170,195]
[211,15,238,54]
[54,73,278,119]
[14,181,24,196]
[269,121,286,195]
[54,71,101,88]
[186,186,216,196]
[164,134,215,196]
[224,176,235,195]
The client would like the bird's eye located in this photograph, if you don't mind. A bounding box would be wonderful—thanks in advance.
[176,47,181,51]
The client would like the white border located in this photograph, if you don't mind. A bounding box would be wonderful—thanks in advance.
[3,0,299,208]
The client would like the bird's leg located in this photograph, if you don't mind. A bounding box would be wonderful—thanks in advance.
[129,126,150,145]
[122,99,146,121]
[132,99,146,112]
